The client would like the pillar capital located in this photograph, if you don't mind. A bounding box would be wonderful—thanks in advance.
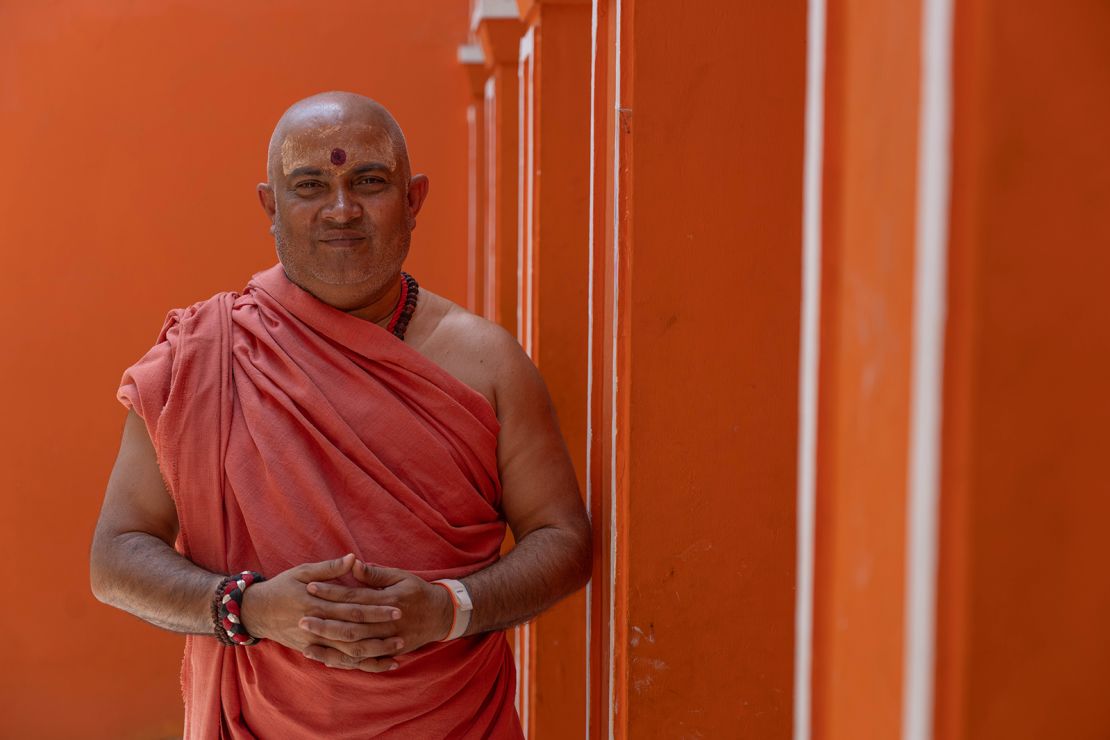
[475,18,525,68]
[457,43,488,98]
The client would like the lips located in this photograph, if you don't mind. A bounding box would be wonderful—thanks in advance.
[319,232,367,247]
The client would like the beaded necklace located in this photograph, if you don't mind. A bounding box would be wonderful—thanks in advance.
[386,272,419,340]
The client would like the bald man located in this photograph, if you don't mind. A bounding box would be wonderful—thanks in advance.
[90,92,592,739]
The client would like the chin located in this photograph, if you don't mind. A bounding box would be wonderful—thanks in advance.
[308,262,380,287]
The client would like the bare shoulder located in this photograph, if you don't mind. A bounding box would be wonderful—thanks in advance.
[410,291,537,417]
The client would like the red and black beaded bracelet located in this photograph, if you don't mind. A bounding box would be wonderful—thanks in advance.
[212,571,266,646]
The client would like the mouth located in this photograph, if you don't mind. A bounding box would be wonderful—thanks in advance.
[319,235,368,248]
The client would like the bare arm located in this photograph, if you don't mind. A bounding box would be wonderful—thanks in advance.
[89,409,221,634]
[460,332,592,634]
[90,410,401,662]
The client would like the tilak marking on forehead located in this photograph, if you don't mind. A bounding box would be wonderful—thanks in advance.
[277,122,400,177]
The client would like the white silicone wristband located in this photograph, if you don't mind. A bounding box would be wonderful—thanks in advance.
[432,578,473,641]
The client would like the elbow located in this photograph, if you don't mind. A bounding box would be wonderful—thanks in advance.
[88,529,123,606]
[88,542,111,605]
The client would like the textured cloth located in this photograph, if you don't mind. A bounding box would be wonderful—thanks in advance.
[116,263,521,739]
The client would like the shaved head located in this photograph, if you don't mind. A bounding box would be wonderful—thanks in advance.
[266,91,411,185]
[256,90,430,312]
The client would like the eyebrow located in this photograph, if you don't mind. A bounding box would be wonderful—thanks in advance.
[351,162,392,175]
[288,162,392,179]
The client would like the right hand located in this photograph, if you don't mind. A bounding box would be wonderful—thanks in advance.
[239,554,404,662]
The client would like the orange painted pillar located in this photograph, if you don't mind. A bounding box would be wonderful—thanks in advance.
[470,2,532,728]
[460,43,488,315]
[588,0,807,736]
[586,2,615,736]
[801,3,1110,739]
[474,5,525,333]
[513,0,594,737]
[934,3,1110,738]
[810,2,922,738]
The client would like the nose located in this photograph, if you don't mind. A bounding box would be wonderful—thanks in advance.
[320,183,363,224]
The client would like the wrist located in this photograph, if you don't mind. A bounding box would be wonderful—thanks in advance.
[433,583,454,641]
[239,579,266,639]
[432,578,474,641]
[213,571,266,646]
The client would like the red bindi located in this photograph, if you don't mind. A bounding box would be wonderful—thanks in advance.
[330,148,347,165]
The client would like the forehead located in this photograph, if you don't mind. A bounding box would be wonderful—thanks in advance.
[278,119,398,176]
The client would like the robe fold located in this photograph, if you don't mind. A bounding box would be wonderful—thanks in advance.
[116,263,522,739]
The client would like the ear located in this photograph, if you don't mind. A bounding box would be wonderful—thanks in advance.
[406,174,430,229]
[257,183,277,222]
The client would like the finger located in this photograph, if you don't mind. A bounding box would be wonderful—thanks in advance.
[294,553,355,583]
[304,637,402,662]
[299,616,402,643]
[303,644,358,670]
[353,560,407,588]
[315,636,400,660]
[355,656,401,673]
[305,582,400,611]
[304,645,400,673]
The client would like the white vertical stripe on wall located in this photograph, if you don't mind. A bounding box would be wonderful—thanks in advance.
[524,31,535,357]
[516,30,536,735]
[608,0,622,738]
[467,105,477,312]
[903,0,954,737]
[484,77,497,322]
[585,0,600,736]
[517,34,527,351]
[794,0,827,738]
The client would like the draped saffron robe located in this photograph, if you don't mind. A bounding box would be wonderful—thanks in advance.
[116,263,522,739]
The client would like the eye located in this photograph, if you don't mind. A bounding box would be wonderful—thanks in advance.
[356,176,386,186]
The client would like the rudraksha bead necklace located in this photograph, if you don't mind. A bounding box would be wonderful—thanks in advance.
[386,272,419,341]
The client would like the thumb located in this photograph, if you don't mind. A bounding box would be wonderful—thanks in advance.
[354,560,407,588]
[295,553,355,582]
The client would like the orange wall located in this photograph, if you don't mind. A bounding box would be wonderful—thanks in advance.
[937,2,1110,738]
[0,2,471,736]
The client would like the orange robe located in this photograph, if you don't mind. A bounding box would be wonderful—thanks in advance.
[117,263,522,739]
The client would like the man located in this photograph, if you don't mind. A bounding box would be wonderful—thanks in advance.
[90,91,592,738]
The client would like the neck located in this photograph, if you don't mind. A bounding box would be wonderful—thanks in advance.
[345,275,403,327]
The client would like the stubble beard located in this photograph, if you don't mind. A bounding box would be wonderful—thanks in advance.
[272,216,411,302]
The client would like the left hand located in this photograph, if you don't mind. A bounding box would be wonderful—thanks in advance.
[299,560,455,672]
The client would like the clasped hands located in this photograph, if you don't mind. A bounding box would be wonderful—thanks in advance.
[240,553,455,673]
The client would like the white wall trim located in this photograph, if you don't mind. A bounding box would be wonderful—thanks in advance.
[608,0,622,738]
[458,43,486,65]
[471,0,521,32]
[516,32,528,350]
[522,28,535,356]
[585,0,600,735]
[483,76,498,322]
[903,0,954,737]
[467,105,479,312]
[794,0,827,738]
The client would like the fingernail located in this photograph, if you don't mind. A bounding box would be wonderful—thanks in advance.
[394,639,404,650]
[307,583,318,594]
[391,610,401,620]
[388,663,399,671]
